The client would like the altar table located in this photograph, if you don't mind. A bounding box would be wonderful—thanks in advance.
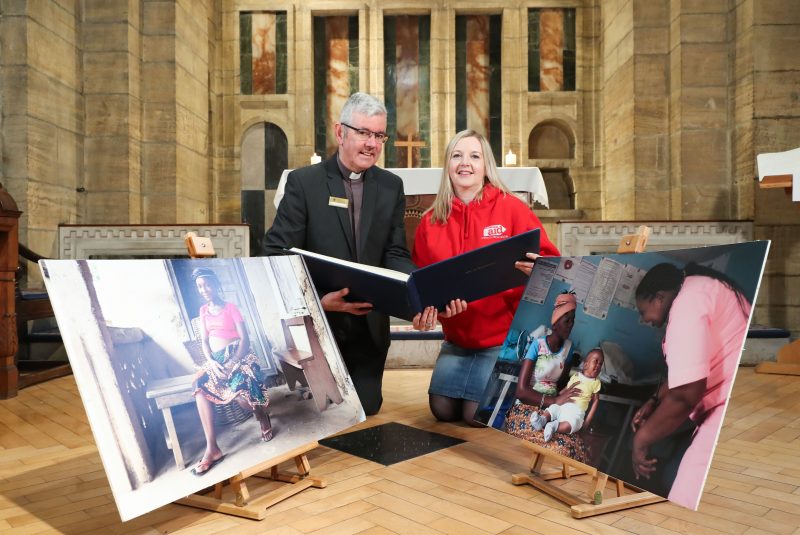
[275,167,549,209]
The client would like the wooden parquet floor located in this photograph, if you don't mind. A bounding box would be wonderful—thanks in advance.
[1,367,799,534]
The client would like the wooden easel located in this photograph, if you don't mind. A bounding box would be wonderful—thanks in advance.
[512,441,664,518]
[183,232,216,258]
[178,233,326,519]
[511,225,665,518]
[177,442,326,520]
[617,224,651,254]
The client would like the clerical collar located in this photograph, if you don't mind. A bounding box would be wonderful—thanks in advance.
[336,154,363,181]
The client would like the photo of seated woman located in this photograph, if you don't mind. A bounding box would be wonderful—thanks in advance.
[189,267,274,476]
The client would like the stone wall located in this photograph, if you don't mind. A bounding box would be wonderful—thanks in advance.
[0,0,215,247]
[1,1,83,258]
[141,0,177,223]
[141,0,212,224]
[595,0,800,334]
[602,0,636,220]
[670,1,733,220]
[83,0,140,225]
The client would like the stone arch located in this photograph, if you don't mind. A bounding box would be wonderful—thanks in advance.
[528,119,575,159]
[528,120,575,209]
[241,121,288,190]
[240,121,288,255]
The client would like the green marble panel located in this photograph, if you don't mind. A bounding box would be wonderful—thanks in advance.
[455,16,467,132]
[383,16,398,166]
[564,9,576,91]
[313,17,327,155]
[528,9,540,92]
[418,16,431,167]
[489,14,502,164]
[240,12,252,95]
[348,16,359,93]
[276,12,287,94]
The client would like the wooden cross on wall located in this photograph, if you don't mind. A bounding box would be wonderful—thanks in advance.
[394,133,427,168]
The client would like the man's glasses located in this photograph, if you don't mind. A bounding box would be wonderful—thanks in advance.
[341,123,390,144]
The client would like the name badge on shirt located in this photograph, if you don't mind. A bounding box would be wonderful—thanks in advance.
[329,196,349,209]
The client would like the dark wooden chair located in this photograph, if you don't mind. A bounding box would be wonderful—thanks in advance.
[15,244,70,390]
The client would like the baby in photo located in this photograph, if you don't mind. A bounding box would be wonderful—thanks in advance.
[531,348,603,441]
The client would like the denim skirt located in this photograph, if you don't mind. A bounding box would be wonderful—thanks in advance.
[428,342,501,401]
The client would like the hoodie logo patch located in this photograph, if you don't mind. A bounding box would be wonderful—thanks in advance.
[483,224,508,238]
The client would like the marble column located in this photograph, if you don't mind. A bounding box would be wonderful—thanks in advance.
[395,16,421,167]
[539,9,564,91]
[465,16,490,137]
[325,17,351,156]
[252,13,277,94]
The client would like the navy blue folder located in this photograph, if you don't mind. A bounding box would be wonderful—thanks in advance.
[292,229,540,321]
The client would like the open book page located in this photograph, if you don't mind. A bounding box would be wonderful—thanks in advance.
[289,247,410,282]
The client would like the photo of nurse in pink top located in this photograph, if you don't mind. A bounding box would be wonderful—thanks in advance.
[630,262,752,510]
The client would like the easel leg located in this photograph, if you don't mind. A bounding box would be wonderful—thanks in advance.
[530,452,544,473]
[295,452,311,475]
[230,474,250,507]
[590,472,608,504]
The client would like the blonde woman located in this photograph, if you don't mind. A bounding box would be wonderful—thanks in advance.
[412,130,560,425]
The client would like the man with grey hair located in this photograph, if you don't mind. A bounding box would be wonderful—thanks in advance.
[265,92,416,415]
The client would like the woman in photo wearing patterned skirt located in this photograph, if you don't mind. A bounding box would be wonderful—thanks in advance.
[191,267,273,476]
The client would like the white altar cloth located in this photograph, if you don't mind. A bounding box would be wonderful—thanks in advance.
[274,167,549,209]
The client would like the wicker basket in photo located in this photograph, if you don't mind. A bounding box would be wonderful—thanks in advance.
[186,318,255,427]
[213,401,253,426]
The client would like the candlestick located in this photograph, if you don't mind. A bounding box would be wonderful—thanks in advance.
[504,149,517,167]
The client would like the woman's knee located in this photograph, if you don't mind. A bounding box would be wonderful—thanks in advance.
[462,400,483,427]
[429,394,461,422]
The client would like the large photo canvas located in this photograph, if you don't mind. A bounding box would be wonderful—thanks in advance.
[475,241,769,510]
[40,256,364,521]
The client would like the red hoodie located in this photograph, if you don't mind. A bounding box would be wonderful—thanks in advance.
[412,185,559,349]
